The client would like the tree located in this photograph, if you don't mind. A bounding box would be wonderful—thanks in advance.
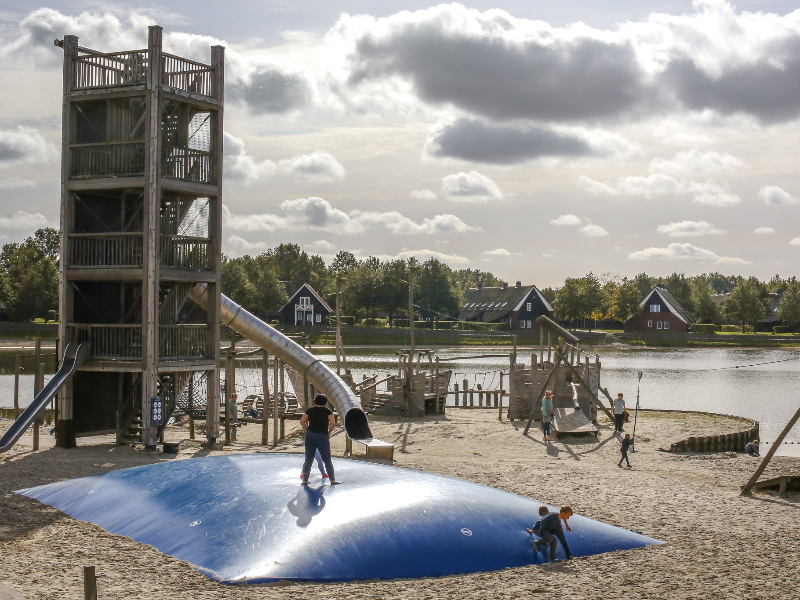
[380,259,408,324]
[690,280,718,323]
[554,278,584,327]
[539,286,557,305]
[450,268,502,298]
[416,259,459,321]
[611,279,642,323]
[661,272,693,315]
[330,250,357,275]
[0,229,60,321]
[777,281,800,331]
[703,272,743,294]
[343,257,384,322]
[723,277,769,329]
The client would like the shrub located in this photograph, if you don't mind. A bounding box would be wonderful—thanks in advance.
[691,324,718,334]
[721,324,742,333]
[330,316,355,326]
[269,320,280,326]
[774,325,793,334]
[359,317,388,327]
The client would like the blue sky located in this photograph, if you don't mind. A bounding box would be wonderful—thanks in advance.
[0,1,799,286]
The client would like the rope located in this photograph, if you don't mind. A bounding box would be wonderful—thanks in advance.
[693,355,800,372]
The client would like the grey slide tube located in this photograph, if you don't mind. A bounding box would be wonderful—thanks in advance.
[0,341,90,453]
[188,284,373,441]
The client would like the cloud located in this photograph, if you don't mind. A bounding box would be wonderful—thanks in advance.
[0,128,57,166]
[579,224,609,236]
[225,235,268,256]
[228,61,315,115]
[649,149,745,177]
[366,248,470,264]
[223,133,276,184]
[279,197,362,233]
[306,240,337,254]
[0,211,51,230]
[349,211,479,234]
[0,178,35,189]
[759,186,799,205]
[410,189,437,201]
[483,248,519,257]
[629,242,749,264]
[277,151,345,183]
[551,214,582,226]
[791,238,800,247]
[581,174,741,206]
[656,220,726,237]
[442,171,503,202]
[423,117,636,164]
[753,227,775,234]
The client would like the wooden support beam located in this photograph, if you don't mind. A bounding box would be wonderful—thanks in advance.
[261,351,269,446]
[741,402,800,495]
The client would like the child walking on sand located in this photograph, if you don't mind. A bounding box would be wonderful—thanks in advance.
[619,433,634,467]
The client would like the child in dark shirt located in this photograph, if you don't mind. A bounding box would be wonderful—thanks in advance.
[619,433,634,467]
[527,505,574,562]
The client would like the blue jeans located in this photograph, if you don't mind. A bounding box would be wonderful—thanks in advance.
[302,431,335,482]
[542,421,551,436]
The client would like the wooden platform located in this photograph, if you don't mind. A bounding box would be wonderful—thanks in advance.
[552,407,598,436]
[749,475,799,496]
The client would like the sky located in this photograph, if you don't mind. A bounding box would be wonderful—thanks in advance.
[0,0,799,288]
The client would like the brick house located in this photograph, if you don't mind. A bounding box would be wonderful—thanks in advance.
[624,286,692,333]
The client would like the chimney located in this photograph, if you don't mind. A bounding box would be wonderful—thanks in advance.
[515,281,521,288]
[501,281,508,290]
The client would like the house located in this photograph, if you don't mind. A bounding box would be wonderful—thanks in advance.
[457,281,554,331]
[278,283,333,326]
[624,286,692,333]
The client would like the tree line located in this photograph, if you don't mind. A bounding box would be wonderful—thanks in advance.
[1,229,798,330]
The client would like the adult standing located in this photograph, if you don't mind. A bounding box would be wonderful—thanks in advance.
[300,394,338,485]
[541,390,555,442]
[613,393,626,434]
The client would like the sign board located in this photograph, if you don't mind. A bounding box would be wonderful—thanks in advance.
[151,396,164,427]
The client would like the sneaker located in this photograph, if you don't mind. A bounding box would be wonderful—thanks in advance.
[300,479,309,485]
[330,480,341,485]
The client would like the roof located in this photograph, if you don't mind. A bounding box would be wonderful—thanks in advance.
[458,285,551,322]
[282,283,333,313]
[638,287,693,324]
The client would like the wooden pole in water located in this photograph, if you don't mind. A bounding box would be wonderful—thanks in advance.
[13,351,21,419]
[261,350,269,446]
[741,403,800,495]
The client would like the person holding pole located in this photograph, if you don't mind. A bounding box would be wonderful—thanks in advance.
[541,390,554,442]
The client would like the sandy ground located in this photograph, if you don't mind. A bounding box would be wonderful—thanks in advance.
[1,409,799,600]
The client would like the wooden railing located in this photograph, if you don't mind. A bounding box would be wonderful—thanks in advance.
[70,142,146,179]
[160,235,210,270]
[159,325,211,358]
[73,50,148,89]
[68,233,143,268]
[162,54,213,97]
[161,145,212,183]
[66,325,143,359]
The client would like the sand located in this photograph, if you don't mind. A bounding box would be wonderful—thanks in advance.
[1,409,799,600]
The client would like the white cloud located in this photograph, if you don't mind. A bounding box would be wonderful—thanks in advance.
[649,149,744,177]
[410,189,437,201]
[753,227,775,235]
[550,214,582,226]
[759,186,799,205]
[366,248,470,264]
[224,235,268,256]
[0,211,51,230]
[279,197,362,233]
[442,171,503,202]
[483,248,520,257]
[790,238,800,247]
[277,151,345,183]
[656,220,725,237]
[223,132,276,184]
[0,128,57,166]
[0,178,34,189]
[579,224,609,237]
[350,211,479,234]
[306,240,337,254]
[581,174,741,206]
[629,242,749,264]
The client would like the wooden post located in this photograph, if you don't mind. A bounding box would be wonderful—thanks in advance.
[188,376,195,440]
[33,360,45,451]
[741,405,800,495]
[469,390,474,407]
[539,325,544,368]
[434,357,440,414]
[512,334,517,366]
[261,351,269,446]
[498,372,504,420]
[13,351,20,419]
[224,352,232,445]
[83,565,97,600]
[523,345,564,435]
[272,357,279,447]
[454,383,460,407]
[547,332,552,364]
[477,384,483,407]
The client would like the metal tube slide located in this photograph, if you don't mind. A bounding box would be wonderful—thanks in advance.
[188,284,373,442]
[0,340,91,453]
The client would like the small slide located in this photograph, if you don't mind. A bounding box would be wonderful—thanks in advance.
[0,341,91,453]
[188,285,383,449]
[552,407,598,436]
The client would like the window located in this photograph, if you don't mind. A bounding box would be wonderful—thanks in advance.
[526,302,532,311]
[650,304,660,312]
[299,296,311,307]
[527,320,532,328]
[647,320,653,328]
[664,321,669,330]
[316,314,321,323]
[657,321,663,329]
[519,320,526,329]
